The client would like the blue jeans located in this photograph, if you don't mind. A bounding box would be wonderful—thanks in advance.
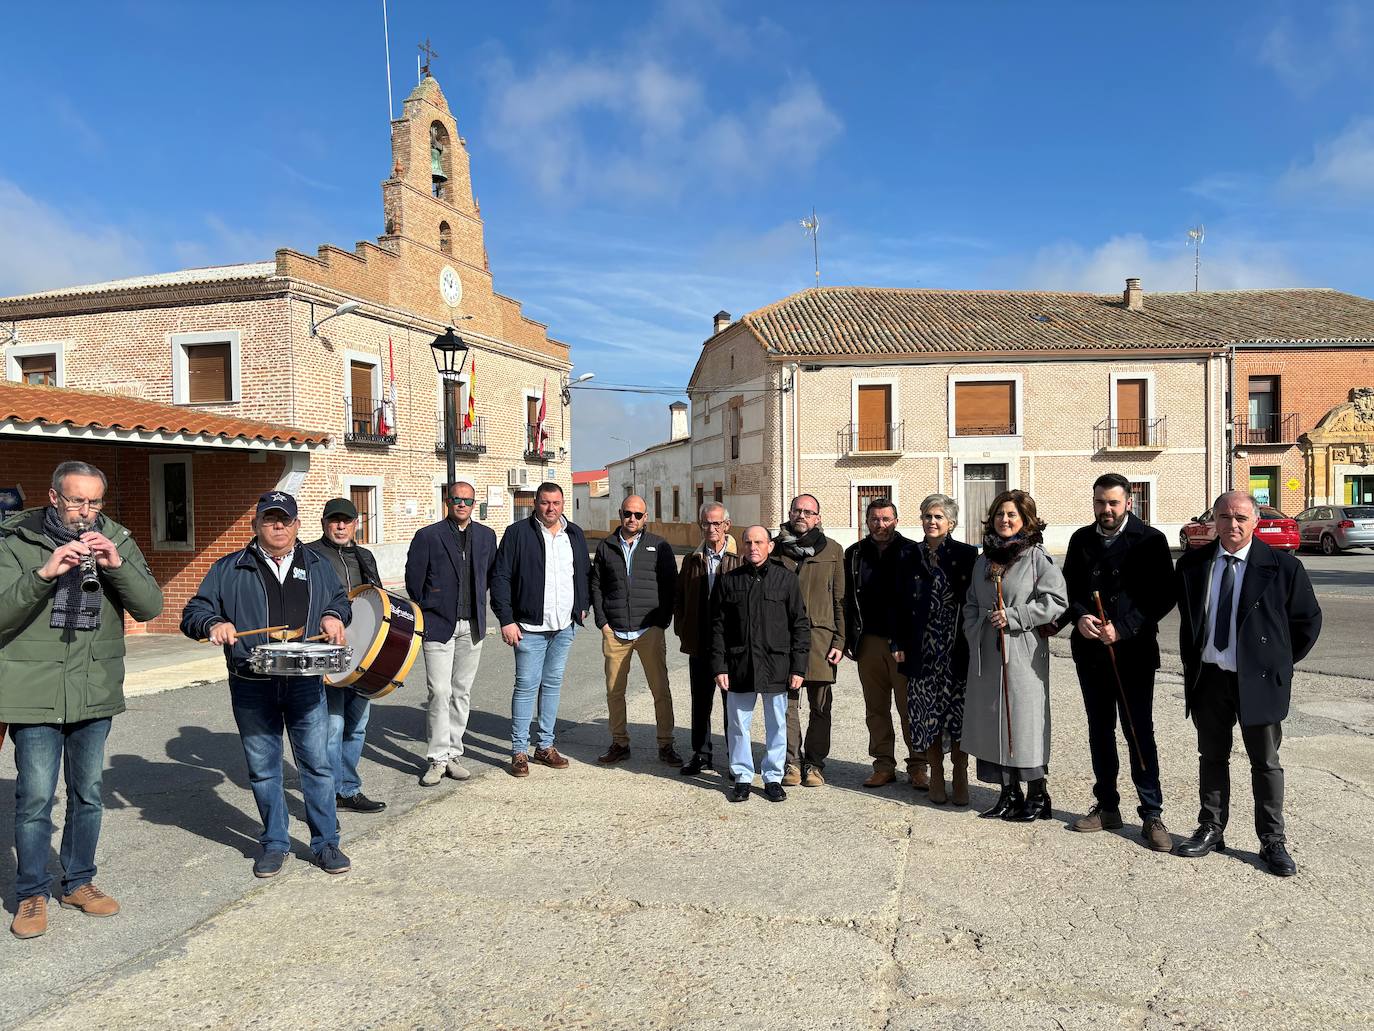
[11,718,112,900]
[228,675,339,855]
[325,687,370,797]
[725,692,788,785]
[511,625,576,755]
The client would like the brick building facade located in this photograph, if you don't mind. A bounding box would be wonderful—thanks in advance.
[0,74,575,628]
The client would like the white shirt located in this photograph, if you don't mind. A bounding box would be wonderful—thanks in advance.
[254,543,297,584]
[520,517,575,634]
[1201,540,1252,672]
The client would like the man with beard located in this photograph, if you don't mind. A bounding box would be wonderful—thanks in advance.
[1058,473,1177,852]
[844,498,929,790]
[772,494,845,788]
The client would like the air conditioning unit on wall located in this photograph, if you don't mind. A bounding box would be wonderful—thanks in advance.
[508,467,531,488]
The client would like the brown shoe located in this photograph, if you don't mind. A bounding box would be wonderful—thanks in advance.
[658,745,683,767]
[1142,818,1175,853]
[926,744,947,805]
[597,742,631,764]
[10,895,47,939]
[863,769,896,788]
[1071,804,1124,832]
[802,767,825,788]
[909,762,930,791]
[509,753,530,778]
[781,764,802,787]
[533,746,569,769]
[950,744,969,807]
[59,883,120,917]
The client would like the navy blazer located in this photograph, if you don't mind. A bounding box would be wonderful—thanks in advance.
[1175,537,1322,726]
[489,515,590,630]
[404,518,498,642]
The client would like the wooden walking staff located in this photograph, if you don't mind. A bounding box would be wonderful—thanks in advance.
[1092,589,1143,769]
[992,572,1014,757]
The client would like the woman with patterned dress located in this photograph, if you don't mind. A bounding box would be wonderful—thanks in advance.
[894,495,978,806]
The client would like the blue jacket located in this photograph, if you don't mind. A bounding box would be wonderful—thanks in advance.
[180,543,351,678]
[404,518,498,642]
[489,515,589,629]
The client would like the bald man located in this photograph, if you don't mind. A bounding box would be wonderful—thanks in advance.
[590,495,681,766]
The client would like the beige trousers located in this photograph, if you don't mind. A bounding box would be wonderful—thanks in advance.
[603,625,675,748]
[856,633,921,774]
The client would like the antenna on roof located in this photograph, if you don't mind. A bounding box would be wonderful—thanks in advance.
[1186,224,1205,292]
[800,207,821,287]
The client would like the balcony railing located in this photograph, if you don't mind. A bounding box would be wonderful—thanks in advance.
[524,424,555,461]
[839,421,905,455]
[1234,412,1299,446]
[1094,416,1167,450]
[952,423,1017,437]
[433,415,488,456]
[343,396,397,447]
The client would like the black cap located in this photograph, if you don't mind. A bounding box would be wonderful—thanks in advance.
[256,491,298,520]
[322,498,358,520]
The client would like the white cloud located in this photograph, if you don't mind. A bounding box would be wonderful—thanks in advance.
[1282,117,1374,200]
[1255,4,1364,95]
[0,178,150,296]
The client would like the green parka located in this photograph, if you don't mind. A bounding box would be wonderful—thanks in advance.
[0,507,163,725]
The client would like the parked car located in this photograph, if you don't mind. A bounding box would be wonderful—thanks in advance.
[1295,505,1374,555]
[1179,506,1300,551]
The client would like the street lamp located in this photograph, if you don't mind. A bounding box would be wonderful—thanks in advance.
[429,325,470,488]
[309,300,361,336]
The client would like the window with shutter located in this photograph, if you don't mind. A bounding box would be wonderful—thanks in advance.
[953,381,1015,435]
[186,343,232,403]
[1116,379,1147,446]
[18,354,56,386]
[350,361,376,433]
[856,384,892,450]
[350,485,375,544]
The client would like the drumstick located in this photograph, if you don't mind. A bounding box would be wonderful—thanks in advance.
[197,624,290,644]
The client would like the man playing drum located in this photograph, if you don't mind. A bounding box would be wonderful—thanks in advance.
[180,491,353,879]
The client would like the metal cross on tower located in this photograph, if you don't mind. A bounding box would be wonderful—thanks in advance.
[418,38,439,78]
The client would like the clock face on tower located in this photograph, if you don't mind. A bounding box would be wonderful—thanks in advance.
[439,265,463,307]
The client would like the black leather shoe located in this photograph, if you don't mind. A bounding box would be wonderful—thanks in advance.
[1175,825,1226,858]
[729,782,751,803]
[336,792,386,814]
[680,753,712,776]
[978,785,1023,819]
[1260,840,1297,877]
[763,782,787,803]
[1005,789,1053,822]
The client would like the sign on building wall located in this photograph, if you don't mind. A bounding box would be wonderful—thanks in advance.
[487,485,506,507]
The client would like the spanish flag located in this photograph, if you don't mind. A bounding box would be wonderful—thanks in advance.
[463,357,476,430]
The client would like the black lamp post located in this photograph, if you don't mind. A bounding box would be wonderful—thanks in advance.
[429,326,470,489]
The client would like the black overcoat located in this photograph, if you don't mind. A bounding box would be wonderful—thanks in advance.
[709,558,811,693]
[892,536,978,679]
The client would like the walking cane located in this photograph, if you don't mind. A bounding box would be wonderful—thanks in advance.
[0,722,7,754]
[993,572,1014,757]
[1092,590,1143,770]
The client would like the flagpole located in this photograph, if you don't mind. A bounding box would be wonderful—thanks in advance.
[381,0,394,122]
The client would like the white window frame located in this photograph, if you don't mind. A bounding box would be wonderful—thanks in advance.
[1126,474,1159,524]
[947,372,1024,451]
[345,350,383,434]
[171,330,241,404]
[849,376,901,454]
[149,454,195,552]
[343,475,385,545]
[5,341,66,386]
[1108,371,1157,447]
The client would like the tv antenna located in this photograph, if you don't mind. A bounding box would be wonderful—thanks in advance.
[800,207,821,287]
[1186,224,1205,292]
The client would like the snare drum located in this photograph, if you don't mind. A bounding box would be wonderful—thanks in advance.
[326,585,424,700]
[249,642,353,677]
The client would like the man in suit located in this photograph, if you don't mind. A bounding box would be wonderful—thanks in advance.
[1060,473,1176,852]
[591,495,681,767]
[1174,490,1322,876]
[405,480,498,787]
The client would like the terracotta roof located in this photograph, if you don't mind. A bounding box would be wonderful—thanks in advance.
[572,469,608,485]
[738,286,1374,357]
[0,262,275,304]
[0,382,328,447]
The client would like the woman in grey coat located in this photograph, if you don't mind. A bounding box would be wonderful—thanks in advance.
[961,490,1068,822]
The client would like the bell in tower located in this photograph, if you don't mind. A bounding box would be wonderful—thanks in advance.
[430,123,449,199]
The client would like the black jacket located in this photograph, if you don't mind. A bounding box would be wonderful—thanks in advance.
[843,532,910,654]
[1175,538,1322,726]
[489,515,590,629]
[306,537,382,592]
[589,530,677,632]
[403,519,498,641]
[709,558,811,693]
[1059,514,1176,671]
[893,536,979,679]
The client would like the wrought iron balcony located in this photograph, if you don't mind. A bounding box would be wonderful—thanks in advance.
[1234,412,1299,446]
[524,424,555,461]
[433,415,488,456]
[838,421,905,456]
[1094,416,1166,450]
[343,396,397,447]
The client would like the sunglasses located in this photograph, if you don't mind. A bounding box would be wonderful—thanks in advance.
[621,510,646,519]
[449,497,476,506]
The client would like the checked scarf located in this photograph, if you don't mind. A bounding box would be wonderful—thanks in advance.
[774,522,825,562]
[44,506,104,631]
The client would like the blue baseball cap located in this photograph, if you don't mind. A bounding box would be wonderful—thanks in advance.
[256,491,298,520]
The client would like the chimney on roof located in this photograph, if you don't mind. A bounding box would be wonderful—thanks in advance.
[669,401,689,441]
[713,310,732,334]
[1124,277,1143,311]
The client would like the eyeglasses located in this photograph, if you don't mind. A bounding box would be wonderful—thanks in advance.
[701,520,726,528]
[790,508,818,518]
[56,492,105,511]
[449,497,476,506]
[621,510,646,519]
[258,515,295,528]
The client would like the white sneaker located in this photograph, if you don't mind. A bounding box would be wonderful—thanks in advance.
[419,761,445,787]
[445,759,471,781]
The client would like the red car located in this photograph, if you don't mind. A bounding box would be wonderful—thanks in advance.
[1179,506,1300,551]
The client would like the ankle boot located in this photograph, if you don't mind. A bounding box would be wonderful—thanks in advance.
[1006,778,1052,822]
[978,782,1023,819]
[926,744,948,804]
[950,743,969,807]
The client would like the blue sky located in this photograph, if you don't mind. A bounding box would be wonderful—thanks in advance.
[4,1,1374,468]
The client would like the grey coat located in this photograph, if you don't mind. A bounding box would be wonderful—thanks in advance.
[960,545,1068,770]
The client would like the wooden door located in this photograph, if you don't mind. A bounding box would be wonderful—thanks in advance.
[856,384,891,451]
[1116,379,1146,446]
[350,362,374,432]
